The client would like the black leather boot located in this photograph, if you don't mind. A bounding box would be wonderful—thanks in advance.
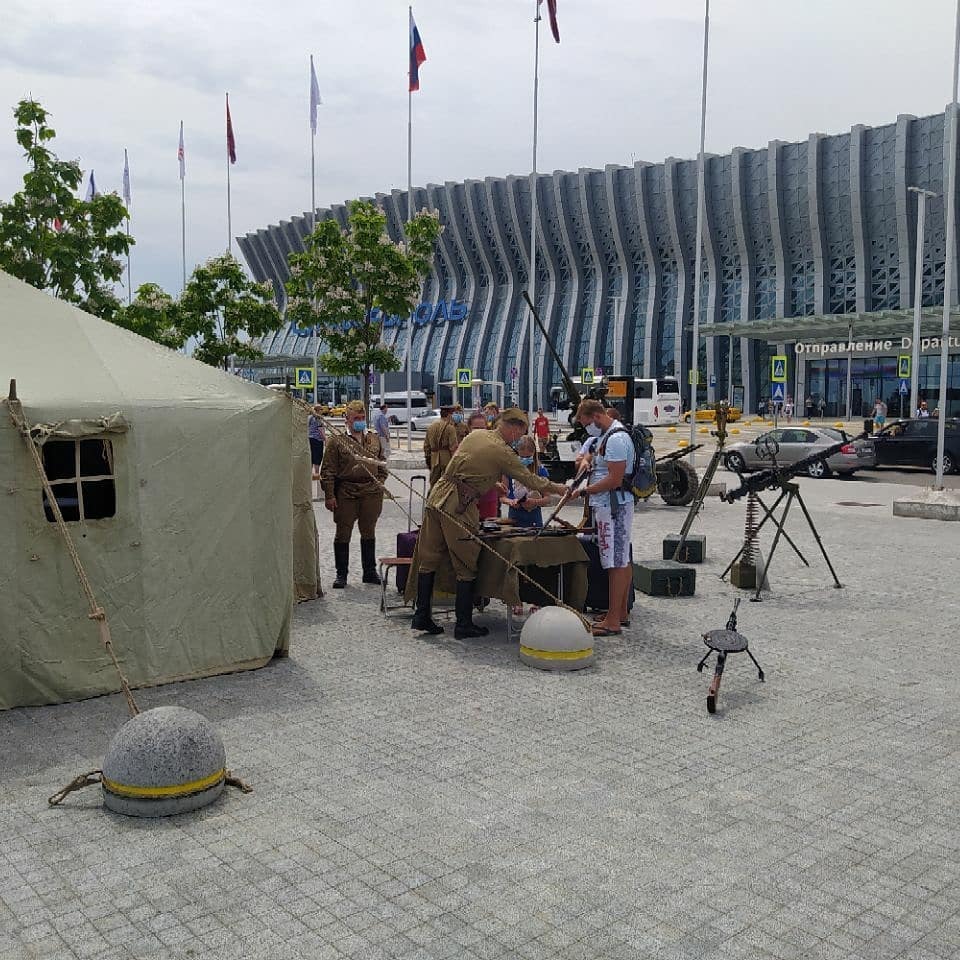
[411,572,445,634]
[454,580,489,639]
[332,541,349,589]
[360,539,381,585]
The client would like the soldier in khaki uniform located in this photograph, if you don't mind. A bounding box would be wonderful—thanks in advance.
[320,400,388,588]
[411,408,568,638]
[423,406,459,486]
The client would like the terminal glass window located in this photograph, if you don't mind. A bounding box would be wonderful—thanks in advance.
[41,439,116,523]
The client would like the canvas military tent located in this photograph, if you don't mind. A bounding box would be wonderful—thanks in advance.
[0,270,311,710]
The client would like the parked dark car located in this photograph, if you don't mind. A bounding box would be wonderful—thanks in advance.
[871,418,960,474]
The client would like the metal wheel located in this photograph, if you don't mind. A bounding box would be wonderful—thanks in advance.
[806,459,830,479]
[724,451,746,474]
[657,460,698,507]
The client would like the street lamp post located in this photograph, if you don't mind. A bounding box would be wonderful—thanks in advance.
[907,187,937,421]
[935,0,960,487]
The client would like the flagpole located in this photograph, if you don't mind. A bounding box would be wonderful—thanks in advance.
[406,6,415,449]
[123,148,132,305]
[226,93,233,255]
[179,121,186,293]
[310,56,317,234]
[527,0,541,419]
[125,217,132,304]
[687,0,710,467]
[935,0,960,487]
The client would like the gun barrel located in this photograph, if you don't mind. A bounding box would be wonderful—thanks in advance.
[522,290,582,411]
[722,432,866,503]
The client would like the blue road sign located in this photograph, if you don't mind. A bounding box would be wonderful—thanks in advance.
[899,379,909,396]
[771,382,786,402]
[709,373,717,389]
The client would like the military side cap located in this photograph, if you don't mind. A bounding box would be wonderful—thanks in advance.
[345,400,365,414]
[500,407,529,427]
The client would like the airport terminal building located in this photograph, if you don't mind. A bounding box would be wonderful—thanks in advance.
[240,108,960,417]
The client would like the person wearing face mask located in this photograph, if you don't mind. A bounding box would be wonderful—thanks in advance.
[483,402,500,427]
[500,435,552,528]
[423,406,460,487]
[573,399,635,636]
[411,408,568,638]
[452,403,469,442]
[320,400,388,589]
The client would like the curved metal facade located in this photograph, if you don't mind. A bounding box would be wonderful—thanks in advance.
[239,109,958,409]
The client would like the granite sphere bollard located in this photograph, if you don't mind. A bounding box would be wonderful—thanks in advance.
[519,607,594,671]
[101,706,226,817]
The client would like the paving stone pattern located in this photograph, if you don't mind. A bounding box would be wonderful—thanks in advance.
[2,469,959,959]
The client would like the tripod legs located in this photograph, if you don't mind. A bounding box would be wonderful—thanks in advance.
[706,651,727,714]
[794,489,844,589]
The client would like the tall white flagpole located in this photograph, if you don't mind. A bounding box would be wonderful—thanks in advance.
[123,148,132,304]
[688,0,710,464]
[226,92,233,255]
[935,0,960,487]
[310,56,319,235]
[406,6,415,448]
[527,0,542,419]
[179,121,186,292]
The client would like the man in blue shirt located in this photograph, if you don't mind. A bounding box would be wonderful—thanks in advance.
[574,399,635,636]
[373,403,392,458]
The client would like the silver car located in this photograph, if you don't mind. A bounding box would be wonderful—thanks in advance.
[411,409,441,431]
[723,427,876,478]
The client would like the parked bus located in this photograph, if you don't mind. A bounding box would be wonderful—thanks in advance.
[369,392,431,424]
[549,376,681,426]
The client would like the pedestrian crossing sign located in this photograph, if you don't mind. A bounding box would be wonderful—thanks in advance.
[581,367,595,385]
[294,367,314,389]
[771,382,786,402]
[771,355,787,383]
[456,368,472,387]
[898,355,911,379]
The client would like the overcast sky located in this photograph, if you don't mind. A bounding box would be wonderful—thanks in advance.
[2,0,958,300]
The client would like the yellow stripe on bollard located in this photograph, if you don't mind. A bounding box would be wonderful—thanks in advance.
[519,645,593,661]
[101,768,226,799]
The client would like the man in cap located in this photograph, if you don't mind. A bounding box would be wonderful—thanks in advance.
[320,400,388,589]
[411,407,568,639]
[483,402,500,427]
[423,405,460,486]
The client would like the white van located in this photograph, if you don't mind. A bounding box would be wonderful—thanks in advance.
[369,392,431,425]
[634,377,681,426]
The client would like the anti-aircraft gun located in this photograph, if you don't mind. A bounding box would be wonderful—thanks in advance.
[522,292,699,506]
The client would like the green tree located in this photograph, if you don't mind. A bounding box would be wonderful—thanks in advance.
[285,199,442,409]
[178,253,283,369]
[112,283,185,350]
[0,99,132,319]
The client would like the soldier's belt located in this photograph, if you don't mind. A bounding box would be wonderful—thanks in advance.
[451,478,480,515]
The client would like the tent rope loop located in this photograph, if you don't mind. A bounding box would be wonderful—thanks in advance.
[48,770,103,806]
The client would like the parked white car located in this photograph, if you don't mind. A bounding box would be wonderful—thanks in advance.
[411,409,441,431]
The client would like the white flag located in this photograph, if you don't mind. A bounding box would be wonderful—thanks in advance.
[178,121,185,181]
[122,149,131,208]
[310,55,322,135]
[85,170,96,201]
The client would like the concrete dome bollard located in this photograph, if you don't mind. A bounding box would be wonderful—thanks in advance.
[519,607,594,671]
[101,706,226,817]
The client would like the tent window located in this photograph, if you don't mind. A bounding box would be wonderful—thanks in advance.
[41,440,116,523]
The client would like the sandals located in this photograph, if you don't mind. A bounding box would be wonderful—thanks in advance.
[591,625,622,637]
[593,615,630,628]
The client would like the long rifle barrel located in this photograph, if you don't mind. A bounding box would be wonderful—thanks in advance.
[522,290,582,411]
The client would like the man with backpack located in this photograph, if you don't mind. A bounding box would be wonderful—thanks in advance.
[573,399,635,637]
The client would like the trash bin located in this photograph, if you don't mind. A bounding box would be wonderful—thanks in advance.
[864,418,873,433]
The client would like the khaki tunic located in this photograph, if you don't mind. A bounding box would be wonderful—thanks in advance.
[417,429,558,580]
[320,431,387,542]
[423,418,459,485]
[454,420,469,443]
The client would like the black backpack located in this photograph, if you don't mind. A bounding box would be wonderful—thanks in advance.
[599,424,657,499]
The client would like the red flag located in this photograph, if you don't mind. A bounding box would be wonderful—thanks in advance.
[539,0,560,43]
[226,94,237,164]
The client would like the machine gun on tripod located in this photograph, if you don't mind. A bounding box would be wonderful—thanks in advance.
[720,432,866,601]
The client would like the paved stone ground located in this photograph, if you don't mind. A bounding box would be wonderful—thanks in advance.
[2,469,959,960]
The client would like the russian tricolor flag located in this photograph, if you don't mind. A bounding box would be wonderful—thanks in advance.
[409,8,426,92]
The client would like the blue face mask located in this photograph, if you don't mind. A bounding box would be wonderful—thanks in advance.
[519,456,534,466]
[486,415,495,423]
[452,413,463,424]
[352,419,367,432]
